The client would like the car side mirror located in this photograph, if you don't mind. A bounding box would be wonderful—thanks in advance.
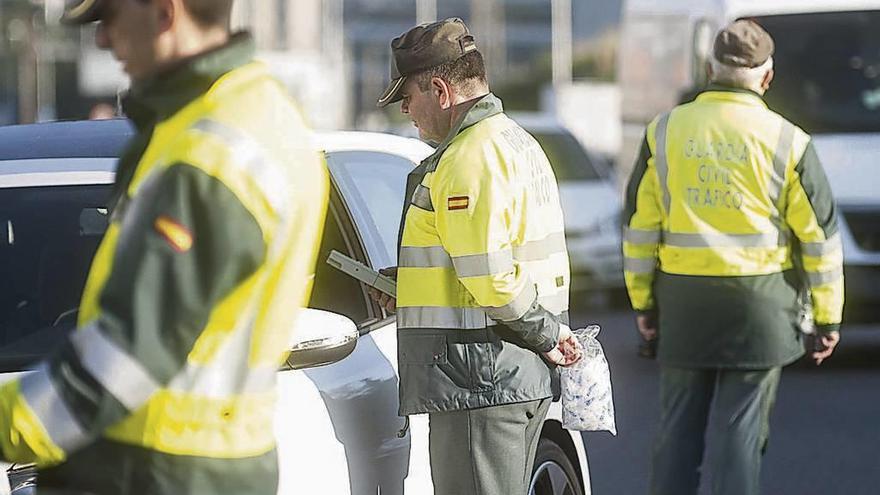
[282,308,358,371]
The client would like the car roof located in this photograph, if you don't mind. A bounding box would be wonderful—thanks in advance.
[0,119,134,161]
[625,0,880,17]
[313,130,432,163]
[0,120,432,168]
[727,0,880,18]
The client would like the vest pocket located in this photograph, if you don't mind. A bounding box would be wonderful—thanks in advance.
[399,335,448,364]
[441,342,496,393]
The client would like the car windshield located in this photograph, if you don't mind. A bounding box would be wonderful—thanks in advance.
[0,182,113,372]
[530,130,603,181]
[326,150,415,269]
[757,10,880,133]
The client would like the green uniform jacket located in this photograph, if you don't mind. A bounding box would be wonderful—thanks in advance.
[624,87,843,369]
[0,34,329,494]
[396,95,569,415]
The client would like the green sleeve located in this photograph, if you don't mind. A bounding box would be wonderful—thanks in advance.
[48,163,266,435]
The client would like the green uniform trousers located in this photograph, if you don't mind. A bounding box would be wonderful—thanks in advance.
[650,366,781,495]
[428,397,551,495]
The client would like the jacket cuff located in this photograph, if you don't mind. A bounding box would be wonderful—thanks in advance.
[536,319,560,353]
[498,300,560,353]
[815,323,840,335]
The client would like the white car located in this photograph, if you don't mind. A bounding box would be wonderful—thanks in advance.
[511,114,625,298]
[0,120,591,495]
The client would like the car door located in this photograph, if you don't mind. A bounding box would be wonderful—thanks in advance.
[275,149,425,495]
[322,149,436,492]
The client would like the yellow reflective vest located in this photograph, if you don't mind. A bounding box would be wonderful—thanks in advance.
[396,94,570,414]
[624,88,843,367]
[0,36,328,493]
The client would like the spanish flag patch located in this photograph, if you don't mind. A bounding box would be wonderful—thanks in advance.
[154,215,193,253]
[447,196,470,211]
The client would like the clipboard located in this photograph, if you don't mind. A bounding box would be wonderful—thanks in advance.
[326,250,397,297]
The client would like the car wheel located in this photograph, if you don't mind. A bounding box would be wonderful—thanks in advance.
[529,437,583,495]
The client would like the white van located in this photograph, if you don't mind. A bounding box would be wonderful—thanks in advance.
[619,0,880,318]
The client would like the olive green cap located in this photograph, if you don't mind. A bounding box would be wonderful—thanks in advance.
[714,20,775,68]
[61,0,104,25]
[377,18,478,108]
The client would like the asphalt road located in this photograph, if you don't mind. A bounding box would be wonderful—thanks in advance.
[570,307,880,495]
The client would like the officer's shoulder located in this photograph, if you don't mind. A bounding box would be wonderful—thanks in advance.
[763,107,810,140]
[435,124,503,183]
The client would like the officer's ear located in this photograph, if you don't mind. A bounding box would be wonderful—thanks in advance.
[431,76,454,111]
[154,0,176,32]
[761,68,774,92]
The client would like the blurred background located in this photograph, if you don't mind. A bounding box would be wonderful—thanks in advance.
[1,2,879,493]
[0,0,620,152]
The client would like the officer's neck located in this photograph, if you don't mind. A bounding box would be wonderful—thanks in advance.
[445,90,489,129]
[136,26,230,84]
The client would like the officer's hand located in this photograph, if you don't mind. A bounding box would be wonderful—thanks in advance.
[813,331,840,365]
[543,324,583,367]
[368,267,397,314]
[636,314,657,342]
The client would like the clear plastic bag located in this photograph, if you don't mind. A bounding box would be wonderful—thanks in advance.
[560,325,617,434]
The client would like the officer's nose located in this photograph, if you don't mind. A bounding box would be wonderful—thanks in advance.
[400,99,409,115]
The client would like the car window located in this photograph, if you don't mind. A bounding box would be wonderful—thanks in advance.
[530,130,603,182]
[758,10,880,133]
[326,151,415,269]
[0,183,113,372]
[308,200,371,325]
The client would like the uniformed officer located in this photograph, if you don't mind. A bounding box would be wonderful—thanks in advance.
[623,20,844,495]
[373,18,582,495]
[0,1,328,493]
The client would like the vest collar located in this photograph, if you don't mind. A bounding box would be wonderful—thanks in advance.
[424,93,503,170]
[123,32,256,130]
[458,92,504,132]
[696,85,768,108]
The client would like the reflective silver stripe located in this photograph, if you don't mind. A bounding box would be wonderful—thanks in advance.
[663,231,785,248]
[400,233,566,271]
[70,323,160,411]
[411,184,433,211]
[513,232,567,262]
[192,119,289,218]
[169,364,276,397]
[624,256,657,274]
[769,121,795,209]
[19,364,88,453]
[654,113,671,213]
[623,227,661,245]
[399,245,453,268]
[486,284,537,322]
[397,306,492,329]
[807,267,843,287]
[802,234,842,257]
[453,250,514,278]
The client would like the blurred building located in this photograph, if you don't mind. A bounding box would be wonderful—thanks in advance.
[346,0,622,127]
[346,0,556,126]
[0,0,348,128]
[0,0,621,128]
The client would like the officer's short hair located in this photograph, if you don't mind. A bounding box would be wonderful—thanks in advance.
[709,53,773,90]
[415,51,489,95]
[183,0,234,28]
